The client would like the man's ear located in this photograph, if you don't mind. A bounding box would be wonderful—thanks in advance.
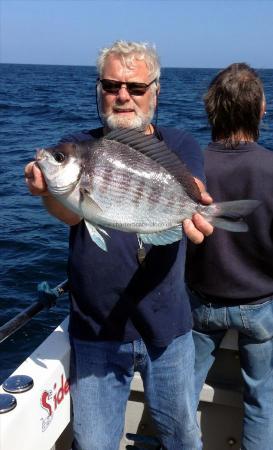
[154,84,160,109]
[260,94,266,120]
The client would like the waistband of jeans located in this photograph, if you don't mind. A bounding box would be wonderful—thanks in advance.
[190,289,273,306]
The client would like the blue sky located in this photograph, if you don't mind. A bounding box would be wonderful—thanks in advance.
[1,0,273,68]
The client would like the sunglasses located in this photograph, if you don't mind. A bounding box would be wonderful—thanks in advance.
[98,78,157,96]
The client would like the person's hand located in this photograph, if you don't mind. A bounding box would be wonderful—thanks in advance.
[25,161,81,224]
[183,187,214,244]
[24,161,49,196]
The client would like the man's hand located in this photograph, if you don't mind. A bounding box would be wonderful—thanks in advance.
[183,181,214,244]
[24,161,81,225]
[25,161,49,196]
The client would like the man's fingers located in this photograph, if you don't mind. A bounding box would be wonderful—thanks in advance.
[200,191,213,205]
[192,213,214,237]
[183,219,205,244]
[24,161,35,180]
[183,214,214,245]
[24,161,49,196]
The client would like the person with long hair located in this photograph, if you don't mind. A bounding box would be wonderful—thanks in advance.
[186,63,273,450]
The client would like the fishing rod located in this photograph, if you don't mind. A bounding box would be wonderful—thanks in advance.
[0,279,69,345]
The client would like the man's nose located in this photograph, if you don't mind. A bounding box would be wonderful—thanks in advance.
[116,85,131,102]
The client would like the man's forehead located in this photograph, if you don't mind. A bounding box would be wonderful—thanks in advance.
[103,53,149,76]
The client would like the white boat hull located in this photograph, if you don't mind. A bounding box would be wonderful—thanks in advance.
[0,318,71,450]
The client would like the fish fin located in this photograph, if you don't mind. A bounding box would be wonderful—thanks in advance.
[84,220,108,251]
[209,217,249,232]
[104,128,201,202]
[96,226,110,237]
[200,200,262,232]
[80,191,103,216]
[80,173,92,192]
[138,225,183,246]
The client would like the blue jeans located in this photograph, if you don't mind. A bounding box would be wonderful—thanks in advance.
[189,290,273,450]
[70,331,201,450]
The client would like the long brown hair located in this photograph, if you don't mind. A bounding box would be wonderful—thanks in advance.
[204,63,264,146]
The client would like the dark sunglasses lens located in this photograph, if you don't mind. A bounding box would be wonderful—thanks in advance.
[127,84,147,96]
[100,79,150,96]
[101,80,120,93]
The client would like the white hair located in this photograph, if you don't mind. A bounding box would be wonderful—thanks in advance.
[96,40,161,82]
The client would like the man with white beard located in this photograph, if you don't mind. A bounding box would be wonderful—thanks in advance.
[25,40,212,450]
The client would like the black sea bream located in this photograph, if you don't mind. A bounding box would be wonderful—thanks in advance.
[36,128,260,251]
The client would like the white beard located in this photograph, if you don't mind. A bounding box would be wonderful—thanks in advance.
[104,111,150,129]
[100,98,156,130]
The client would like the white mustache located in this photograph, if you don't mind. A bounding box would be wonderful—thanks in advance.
[113,106,135,112]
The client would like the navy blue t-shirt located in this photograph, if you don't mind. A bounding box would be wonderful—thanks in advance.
[186,141,273,303]
[65,126,204,346]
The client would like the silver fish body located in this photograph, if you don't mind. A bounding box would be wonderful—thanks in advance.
[36,129,260,250]
[78,139,198,232]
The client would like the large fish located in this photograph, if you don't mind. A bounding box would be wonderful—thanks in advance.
[36,128,260,251]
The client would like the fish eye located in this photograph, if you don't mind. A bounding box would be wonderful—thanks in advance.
[54,152,65,163]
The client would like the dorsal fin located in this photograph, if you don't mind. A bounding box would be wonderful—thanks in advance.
[104,128,201,202]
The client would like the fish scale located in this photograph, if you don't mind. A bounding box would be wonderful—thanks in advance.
[91,163,183,226]
[89,147,180,220]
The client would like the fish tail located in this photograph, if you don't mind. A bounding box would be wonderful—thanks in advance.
[198,200,261,232]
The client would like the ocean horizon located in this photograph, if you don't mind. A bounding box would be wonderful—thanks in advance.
[2,62,273,70]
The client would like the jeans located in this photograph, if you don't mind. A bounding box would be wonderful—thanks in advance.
[70,331,201,450]
[189,289,273,450]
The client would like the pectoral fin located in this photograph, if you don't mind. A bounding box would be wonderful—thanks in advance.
[84,220,109,251]
[80,190,103,217]
[138,225,183,246]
